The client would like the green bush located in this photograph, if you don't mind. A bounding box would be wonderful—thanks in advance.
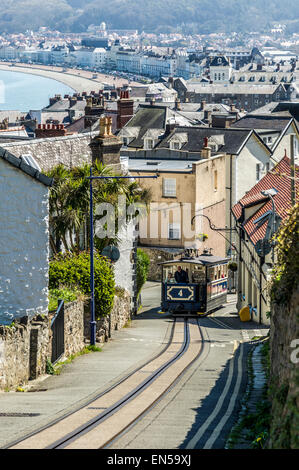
[136,249,150,295]
[49,251,115,318]
[49,287,82,311]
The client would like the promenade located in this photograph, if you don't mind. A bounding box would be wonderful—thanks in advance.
[0,62,141,94]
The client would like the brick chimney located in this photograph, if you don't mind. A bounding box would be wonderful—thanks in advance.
[174,97,181,111]
[89,116,122,166]
[69,96,78,107]
[49,94,62,106]
[35,124,68,138]
[117,90,134,130]
[84,96,105,129]
[201,137,211,159]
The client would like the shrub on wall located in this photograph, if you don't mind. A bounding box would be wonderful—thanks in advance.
[49,251,115,318]
[136,249,150,295]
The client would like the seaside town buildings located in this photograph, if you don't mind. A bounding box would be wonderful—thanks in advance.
[1,25,299,324]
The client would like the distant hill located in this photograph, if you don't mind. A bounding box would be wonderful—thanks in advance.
[1,0,299,35]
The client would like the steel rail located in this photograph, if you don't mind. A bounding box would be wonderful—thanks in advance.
[50,317,190,449]
[5,316,177,450]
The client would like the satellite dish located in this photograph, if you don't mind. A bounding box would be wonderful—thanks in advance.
[101,245,120,262]
[255,239,272,257]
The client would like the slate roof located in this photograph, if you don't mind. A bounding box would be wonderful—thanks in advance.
[0,147,53,187]
[210,56,230,67]
[156,126,261,155]
[185,83,280,95]
[231,114,292,131]
[122,105,193,148]
[232,155,299,245]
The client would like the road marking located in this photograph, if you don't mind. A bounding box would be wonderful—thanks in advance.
[185,347,236,449]
[203,344,244,449]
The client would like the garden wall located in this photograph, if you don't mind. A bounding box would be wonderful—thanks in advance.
[84,290,131,344]
[0,315,50,390]
[0,299,85,390]
[269,286,299,448]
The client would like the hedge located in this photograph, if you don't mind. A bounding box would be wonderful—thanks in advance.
[136,248,150,295]
[49,251,115,318]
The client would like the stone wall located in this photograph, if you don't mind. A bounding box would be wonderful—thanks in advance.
[0,300,85,390]
[269,286,299,449]
[84,290,131,344]
[0,314,50,390]
[138,246,184,281]
[64,300,85,357]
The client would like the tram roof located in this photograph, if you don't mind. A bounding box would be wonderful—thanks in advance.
[158,255,230,266]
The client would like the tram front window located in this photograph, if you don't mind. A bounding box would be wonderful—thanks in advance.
[174,266,189,283]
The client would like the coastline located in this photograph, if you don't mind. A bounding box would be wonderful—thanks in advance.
[0,62,140,94]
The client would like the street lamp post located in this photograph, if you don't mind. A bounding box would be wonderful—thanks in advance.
[87,168,158,346]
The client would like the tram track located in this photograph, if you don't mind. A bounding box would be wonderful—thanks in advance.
[8,317,204,450]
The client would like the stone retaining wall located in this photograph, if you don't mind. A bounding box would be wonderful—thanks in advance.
[138,247,183,281]
[0,315,50,390]
[64,300,85,357]
[0,299,85,390]
[269,286,299,448]
[84,290,131,344]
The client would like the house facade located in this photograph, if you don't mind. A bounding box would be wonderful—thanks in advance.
[0,149,53,324]
[232,155,298,324]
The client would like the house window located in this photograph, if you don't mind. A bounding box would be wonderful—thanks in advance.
[145,139,154,149]
[163,178,176,197]
[256,163,262,181]
[168,223,181,240]
[123,137,128,146]
[265,162,270,173]
[170,141,180,150]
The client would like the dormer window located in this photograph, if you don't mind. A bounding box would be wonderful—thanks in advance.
[170,141,181,150]
[218,58,222,64]
[145,139,154,150]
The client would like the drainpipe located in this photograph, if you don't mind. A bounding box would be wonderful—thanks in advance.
[290,134,296,206]
[259,256,263,324]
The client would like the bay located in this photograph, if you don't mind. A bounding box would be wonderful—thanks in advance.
[0,70,75,112]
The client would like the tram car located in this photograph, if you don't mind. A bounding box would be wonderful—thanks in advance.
[159,250,229,316]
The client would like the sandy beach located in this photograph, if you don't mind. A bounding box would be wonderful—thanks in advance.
[0,62,141,94]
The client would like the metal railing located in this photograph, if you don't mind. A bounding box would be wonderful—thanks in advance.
[51,299,65,364]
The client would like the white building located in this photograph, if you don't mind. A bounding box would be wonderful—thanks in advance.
[92,48,107,68]
[0,149,53,325]
[210,55,233,83]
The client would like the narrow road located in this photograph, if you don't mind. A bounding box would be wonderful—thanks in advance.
[9,318,203,449]
[0,282,268,449]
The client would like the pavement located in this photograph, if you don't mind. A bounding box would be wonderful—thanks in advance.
[0,282,269,449]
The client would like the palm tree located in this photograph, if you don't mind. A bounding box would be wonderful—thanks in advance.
[47,162,151,256]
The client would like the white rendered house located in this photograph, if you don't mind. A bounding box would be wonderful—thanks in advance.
[0,149,53,324]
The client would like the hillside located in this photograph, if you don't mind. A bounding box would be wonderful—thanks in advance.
[1,0,299,35]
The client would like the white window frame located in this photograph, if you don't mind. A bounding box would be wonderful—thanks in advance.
[145,139,154,150]
[170,141,181,150]
[256,163,262,182]
[168,223,181,240]
[163,178,177,197]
